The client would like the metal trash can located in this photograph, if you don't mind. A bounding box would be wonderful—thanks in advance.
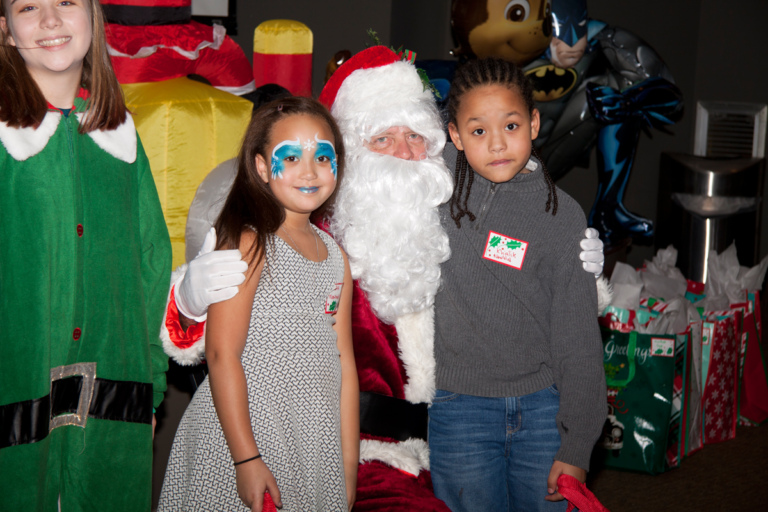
[655,152,765,283]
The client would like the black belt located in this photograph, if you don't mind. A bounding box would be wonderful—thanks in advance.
[1,363,152,450]
[359,391,428,442]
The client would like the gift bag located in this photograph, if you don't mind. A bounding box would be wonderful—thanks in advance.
[681,322,704,459]
[733,291,768,425]
[700,311,740,444]
[597,330,678,474]
[665,329,693,469]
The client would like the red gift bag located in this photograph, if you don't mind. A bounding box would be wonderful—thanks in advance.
[701,311,741,445]
[732,291,768,425]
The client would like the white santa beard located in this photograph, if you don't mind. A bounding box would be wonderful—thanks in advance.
[330,146,453,323]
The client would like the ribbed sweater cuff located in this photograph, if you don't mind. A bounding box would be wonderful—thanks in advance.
[556,434,597,471]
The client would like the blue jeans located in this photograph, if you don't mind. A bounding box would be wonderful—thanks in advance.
[428,386,567,512]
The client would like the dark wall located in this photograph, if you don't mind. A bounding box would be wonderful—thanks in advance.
[230,0,768,268]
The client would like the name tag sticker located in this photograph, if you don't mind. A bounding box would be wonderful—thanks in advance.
[325,283,343,314]
[651,337,674,357]
[483,231,528,269]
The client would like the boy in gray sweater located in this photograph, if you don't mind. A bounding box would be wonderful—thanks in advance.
[428,57,606,512]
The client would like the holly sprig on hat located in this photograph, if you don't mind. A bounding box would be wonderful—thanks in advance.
[366,29,441,99]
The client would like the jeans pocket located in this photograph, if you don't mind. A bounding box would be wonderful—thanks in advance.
[431,389,460,404]
[547,384,560,397]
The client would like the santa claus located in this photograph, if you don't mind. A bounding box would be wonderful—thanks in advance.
[161,46,608,510]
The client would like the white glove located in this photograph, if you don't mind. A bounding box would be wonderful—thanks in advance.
[580,227,605,278]
[175,228,248,321]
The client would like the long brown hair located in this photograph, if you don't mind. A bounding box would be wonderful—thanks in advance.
[0,0,126,132]
[214,96,346,267]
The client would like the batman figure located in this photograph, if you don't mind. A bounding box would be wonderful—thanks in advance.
[524,0,683,247]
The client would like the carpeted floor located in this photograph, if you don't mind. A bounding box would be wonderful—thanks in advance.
[587,422,768,511]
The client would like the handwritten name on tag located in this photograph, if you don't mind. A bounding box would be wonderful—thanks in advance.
[483,231,528,270]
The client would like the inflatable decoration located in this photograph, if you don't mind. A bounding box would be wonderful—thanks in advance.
[121,78,253,266]
[449,0,684,248]
[451,0,553,66]
[526,0,683,248]
[253,20,313,97]
[102,0,255,95]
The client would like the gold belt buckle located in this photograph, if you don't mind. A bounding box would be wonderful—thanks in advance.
[49,362,97,431]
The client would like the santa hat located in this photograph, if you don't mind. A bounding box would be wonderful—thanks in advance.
[319,46,446,158]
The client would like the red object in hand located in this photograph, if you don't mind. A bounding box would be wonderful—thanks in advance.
[557,474,610,512]
[263,491,277,512]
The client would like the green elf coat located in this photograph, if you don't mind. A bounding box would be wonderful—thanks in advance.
[0,97,171,511]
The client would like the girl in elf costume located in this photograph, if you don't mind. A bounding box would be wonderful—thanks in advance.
[0,0,171,510]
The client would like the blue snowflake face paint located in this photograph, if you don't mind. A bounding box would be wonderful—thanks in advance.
[271,138,301,180]
[314,136,338,180]
[270,134,337,180]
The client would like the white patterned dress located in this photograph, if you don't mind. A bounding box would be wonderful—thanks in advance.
[158,227,348,511]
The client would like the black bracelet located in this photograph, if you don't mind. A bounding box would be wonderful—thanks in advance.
[233,454,262,466]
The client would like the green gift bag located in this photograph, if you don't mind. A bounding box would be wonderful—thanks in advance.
[597,329,678,474]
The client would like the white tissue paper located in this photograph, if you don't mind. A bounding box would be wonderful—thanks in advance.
[608,261,643,310]
[699,242,768,312]
[640,245,688,301]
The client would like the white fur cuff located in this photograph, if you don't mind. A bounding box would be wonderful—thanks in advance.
[396,307,436,405]
[596,275,613,315]
[360,437,430,476]
[160,264,207,366]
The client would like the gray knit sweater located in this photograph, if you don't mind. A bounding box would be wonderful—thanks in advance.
[434,160,606,470]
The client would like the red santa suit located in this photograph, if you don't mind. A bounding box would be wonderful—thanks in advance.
[162,47,452,510]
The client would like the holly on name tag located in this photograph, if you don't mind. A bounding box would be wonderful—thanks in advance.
[325,283,343,314]
[483,231,528,270]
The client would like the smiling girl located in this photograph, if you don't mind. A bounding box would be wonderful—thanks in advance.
[0,0,171,510]
[158,97,359,512]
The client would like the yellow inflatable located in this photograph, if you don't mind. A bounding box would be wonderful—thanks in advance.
[121,77,253,267]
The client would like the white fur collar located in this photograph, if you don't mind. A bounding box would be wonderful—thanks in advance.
[394,307,436,404]
[75,112,137,163]
[0,112,61,161]
[0,111,136,163]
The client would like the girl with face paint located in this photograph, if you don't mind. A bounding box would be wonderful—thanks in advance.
[158,96,359,512]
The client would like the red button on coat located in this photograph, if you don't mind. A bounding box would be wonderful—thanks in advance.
[77,224,83,237]
[73,328,81,340]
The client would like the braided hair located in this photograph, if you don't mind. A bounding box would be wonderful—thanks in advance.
[447,57,558,228]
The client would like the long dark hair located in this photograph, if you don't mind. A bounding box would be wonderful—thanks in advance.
[0,0,127,132]
[447,57,558,228]
[214,96,345,267]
